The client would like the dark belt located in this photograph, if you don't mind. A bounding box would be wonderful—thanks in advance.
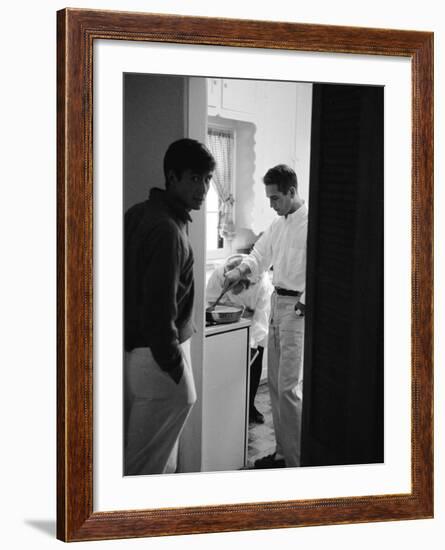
[274,287,302,297]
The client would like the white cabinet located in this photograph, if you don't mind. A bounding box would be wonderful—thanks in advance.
[207,78,222,109]
[221,79,256,114]
[207,78,256,120]
[202,320,250,471]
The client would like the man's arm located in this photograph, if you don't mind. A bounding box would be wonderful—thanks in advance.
[223,262,251,288]
[224,226,274,288]
[140,222,184,383]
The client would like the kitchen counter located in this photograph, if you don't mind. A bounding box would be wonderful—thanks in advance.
[205,317,251,336]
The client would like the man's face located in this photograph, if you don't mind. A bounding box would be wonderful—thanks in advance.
[265,183,294,216]
[169,168,213,211]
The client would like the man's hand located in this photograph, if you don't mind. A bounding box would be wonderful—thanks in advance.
[223,267,243,290]
[295,301,305,317]
[168,363,184,384]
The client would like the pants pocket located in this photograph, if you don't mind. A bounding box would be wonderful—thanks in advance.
[126,349,177,401]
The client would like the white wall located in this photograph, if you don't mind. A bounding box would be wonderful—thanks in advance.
[183,77,209,472]
[251,80,312,234]
[124,73,187,211]
[208,79,313,245]
[295,83,314,207]
[2,2,443,550]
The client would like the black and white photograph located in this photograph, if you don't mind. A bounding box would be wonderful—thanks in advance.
[123,74,384,476]
[3,0,439,547]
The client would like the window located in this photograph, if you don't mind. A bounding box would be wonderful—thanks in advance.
[206,182,223,252]
[206,126,235,259]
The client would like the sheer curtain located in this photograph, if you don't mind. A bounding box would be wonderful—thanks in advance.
[207,128,236,241]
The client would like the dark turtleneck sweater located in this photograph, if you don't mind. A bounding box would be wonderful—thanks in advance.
[124,188,195,383]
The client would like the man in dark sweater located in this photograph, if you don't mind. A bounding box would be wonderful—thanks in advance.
[124,138,215,475]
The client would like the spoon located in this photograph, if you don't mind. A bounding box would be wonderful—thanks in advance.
[207,279,239,311]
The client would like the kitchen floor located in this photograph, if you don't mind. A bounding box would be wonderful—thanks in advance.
[247,382,276,468]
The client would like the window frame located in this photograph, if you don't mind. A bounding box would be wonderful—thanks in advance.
[206,120,237,261]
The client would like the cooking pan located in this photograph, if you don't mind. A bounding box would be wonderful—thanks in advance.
[206,302,245,324]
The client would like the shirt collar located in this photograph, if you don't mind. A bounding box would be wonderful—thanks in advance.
[284,201,307,221]
[149,188,192,224]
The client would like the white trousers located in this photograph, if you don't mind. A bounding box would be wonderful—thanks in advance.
[124,339,196,475]
[267,293,305,467]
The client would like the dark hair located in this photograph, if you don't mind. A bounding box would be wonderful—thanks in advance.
[263,164,298,194]
[163,138,216,187]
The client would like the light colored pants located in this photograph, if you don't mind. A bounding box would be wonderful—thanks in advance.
[268,293,305,467]
[124,340,196,475]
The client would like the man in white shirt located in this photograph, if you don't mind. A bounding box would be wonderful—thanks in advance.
[224,165,307,468]
[206,254,273,423]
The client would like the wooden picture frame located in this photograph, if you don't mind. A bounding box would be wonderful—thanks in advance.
[57,8,433,542]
